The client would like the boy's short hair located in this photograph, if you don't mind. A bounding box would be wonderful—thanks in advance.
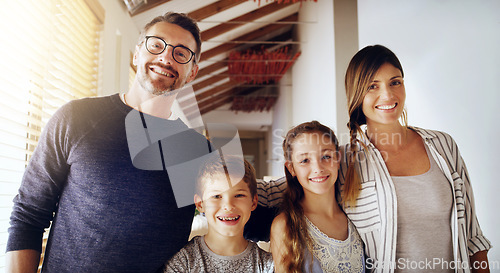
[196,155,257,197]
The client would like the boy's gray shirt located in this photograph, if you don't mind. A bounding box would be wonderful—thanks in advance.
[164,235,273,273]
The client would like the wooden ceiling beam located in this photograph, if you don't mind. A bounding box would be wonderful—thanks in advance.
[183,88,235,117]
[186,96,232,120]
[201,2,294,41]
[193,69,228,91]
[200,97,233,115]
[198,88,236,109]
[195,29,293,82]
[200,13,298,62]
[178,68,229,109]
[129,0,172,16]
[191,86,261,116]
[188,0,248,21]
[198,85,260,109]
[196,61,227,78]
[130,0,246,20]
[189,29,294,112]
[197,81,238,101]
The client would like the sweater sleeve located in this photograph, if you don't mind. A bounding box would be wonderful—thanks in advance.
[256,177,287,207]
[7,102,74,252]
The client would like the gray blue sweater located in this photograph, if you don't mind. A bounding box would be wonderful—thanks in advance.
[7,94,209,272]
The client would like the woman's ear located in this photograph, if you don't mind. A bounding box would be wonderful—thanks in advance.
[285,161,295,177]
[194,194,204,213]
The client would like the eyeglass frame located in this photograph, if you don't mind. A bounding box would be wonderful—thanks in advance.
[143,35,196,64]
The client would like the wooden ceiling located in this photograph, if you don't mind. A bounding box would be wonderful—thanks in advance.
[126,0,304,117]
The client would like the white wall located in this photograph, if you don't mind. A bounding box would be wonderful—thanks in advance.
[268,70,293,176]
[267,0,337,176]
[358,0,500,264]
[97,0,139,96]
[333,0,358,144]
[291,1,336,129]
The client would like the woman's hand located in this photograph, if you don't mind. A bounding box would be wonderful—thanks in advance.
[470,250,490,273]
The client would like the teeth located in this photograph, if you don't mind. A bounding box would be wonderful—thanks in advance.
[217,216,240,221]
[310,176,328,182]
[376,103,396,110]
[151,67,174,77]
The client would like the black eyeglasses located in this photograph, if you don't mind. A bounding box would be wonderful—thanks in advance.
[144,36,196,64]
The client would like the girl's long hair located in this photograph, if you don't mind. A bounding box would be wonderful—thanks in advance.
[280,120,339,272]
[343,45,406,206]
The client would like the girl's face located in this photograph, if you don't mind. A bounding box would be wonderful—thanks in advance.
[362,62,406,127]
[286,132,340,196]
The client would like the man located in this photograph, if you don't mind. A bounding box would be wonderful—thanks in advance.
[6,12,205,273]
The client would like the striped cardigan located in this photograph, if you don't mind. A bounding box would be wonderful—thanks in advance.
[257,127,491,273]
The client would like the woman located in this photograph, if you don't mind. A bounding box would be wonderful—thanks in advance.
[342,44,491,273]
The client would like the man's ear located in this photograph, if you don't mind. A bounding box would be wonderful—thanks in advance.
[251,194,258,211]
[194,194,204,213]
[285,161,295,177]
[132,46,140,67]
[186,63,199,83]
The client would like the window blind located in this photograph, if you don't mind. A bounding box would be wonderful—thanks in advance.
[0,0,102,271]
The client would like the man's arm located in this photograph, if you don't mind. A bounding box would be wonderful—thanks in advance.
[6,249,40,273]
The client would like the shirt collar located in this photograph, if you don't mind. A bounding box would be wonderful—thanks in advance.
[359,126,437,149]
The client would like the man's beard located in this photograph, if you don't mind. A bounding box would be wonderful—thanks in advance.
[138,62,184,96]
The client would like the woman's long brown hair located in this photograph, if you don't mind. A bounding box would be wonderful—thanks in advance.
[280,120,339,272]
[344,45,406,206]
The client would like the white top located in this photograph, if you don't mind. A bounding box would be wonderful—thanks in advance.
[392,144,454,272]
[304,218,365,273]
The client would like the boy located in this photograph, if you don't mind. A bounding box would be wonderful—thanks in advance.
[164,155,274,272]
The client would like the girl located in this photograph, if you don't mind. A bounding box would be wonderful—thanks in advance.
[342,45,491,273]
[270,121,364,273]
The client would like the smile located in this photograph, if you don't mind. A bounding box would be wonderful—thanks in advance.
[375,103,397,110]
[217,215,240,221]
[150,66,176,78]
[309,176,329,183]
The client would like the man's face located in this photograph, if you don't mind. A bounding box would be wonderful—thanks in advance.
[134,22,199,96]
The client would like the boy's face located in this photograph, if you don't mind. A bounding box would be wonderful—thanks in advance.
[195,175,257,238]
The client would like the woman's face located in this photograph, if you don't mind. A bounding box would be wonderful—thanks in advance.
[362,63,406,127]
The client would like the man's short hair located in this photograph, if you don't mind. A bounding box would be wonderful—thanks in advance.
[197,155,257,198]
[139,12,201,63]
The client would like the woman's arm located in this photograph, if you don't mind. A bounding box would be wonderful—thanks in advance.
[431,131,492,271]
[256,177,287,207]
[270,213,287,273]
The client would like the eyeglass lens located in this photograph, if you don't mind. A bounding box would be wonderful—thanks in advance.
[146,36,193,64]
